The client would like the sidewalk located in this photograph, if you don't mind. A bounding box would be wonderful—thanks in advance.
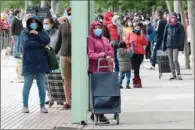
[1,54,194,129]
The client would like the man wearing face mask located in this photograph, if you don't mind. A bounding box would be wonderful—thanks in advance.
[55,12,72,110]
[11,9,23,59]
[95,14,110,41]
[107,15,124,72]
[144,18,156,60]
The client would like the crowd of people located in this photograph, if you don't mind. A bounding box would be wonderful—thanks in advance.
[0,5,191,123]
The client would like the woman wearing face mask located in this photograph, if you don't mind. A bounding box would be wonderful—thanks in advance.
[125,23,148,88]
[87,21,114,124]
[20,15,50,113]
[123,19,133,40]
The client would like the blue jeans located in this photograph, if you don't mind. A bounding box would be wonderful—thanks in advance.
[13,35,20,57]
[114,48,119,72]
[119,71,131,85]
[22,73,46,107]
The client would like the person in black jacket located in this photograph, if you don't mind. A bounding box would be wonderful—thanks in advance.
[162,13,185,80]
[95,14,111,41]
[148,10,167,70]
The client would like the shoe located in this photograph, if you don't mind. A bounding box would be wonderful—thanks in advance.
[126,85,131,89]
[120,85,123,89]
[40,106,48,113]
[91,113,94,121]
[60,103,71,110]
[45,100,54,105]
[136,78,142,88]
[133,78,137,88]
[169,75,177,80]
[99,115,110,124]
[148,65,155,70]
[22,107,29,113]
[177,75,182,80]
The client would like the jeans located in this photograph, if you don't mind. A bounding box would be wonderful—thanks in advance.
[119,71,131,85]
[151,49,157,67]
[131,54,144,78]
[145,42,151,59]
[22,73,46,107]
[167,49,180,75]
[114,47,119,72]
[13,35,20,57]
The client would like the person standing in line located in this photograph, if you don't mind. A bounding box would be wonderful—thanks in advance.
[148,10,167,70]
[162,13,185,80]
[11,9,23,59]
[55,9,72,110]
[20,15,50,113]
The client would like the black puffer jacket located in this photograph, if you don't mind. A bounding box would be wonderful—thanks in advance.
[162,23,185,51]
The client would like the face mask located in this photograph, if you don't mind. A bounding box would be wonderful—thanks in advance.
[98,18,103,23]
[116,20,121,25]
[127,22,132,27]
[134,29,141,34]
[93,28,102,37]
[43,24,51,31]
[145,21,150,25]
[68,16,72,23]
[30,23,38,30]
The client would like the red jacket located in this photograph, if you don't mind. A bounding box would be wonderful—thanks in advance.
[125,32,148,55]
[107,23,118,41]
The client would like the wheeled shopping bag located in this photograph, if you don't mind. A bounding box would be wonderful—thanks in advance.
[157,50,171,79]
[45,73,65,107]
[90,58,121,125]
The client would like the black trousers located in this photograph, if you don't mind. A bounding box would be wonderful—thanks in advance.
[131,54,144,78]
[145,42,151,59]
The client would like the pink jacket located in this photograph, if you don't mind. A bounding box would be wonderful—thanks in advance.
[87,21,114,73]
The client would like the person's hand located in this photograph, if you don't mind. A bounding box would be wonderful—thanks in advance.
[106,55,112,65]
[29,30,38,35]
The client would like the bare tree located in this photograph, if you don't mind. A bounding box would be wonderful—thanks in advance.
[41,0,46,8]
[178,0,190,69]
[188,0,195,76]
[55,0,59,14]
[51,0,55,11]
[25,0,28,10]
[166,0,173,13]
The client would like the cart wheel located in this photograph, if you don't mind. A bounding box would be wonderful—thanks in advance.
[49,101,52,108]
[114,113,119,125]
[94,114,98,125]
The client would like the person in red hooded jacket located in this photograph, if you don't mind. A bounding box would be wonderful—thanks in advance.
[103,11,113,26]
[87,21,114,124]
[125,23,148,88]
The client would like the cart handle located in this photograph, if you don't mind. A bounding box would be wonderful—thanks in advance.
[97,58,113,72]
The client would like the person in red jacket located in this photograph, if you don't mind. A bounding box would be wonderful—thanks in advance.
[125,23,148,88]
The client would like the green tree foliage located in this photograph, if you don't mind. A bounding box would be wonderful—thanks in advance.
[1,0,25,11]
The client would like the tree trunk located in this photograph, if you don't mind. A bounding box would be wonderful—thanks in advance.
[166,0,173,13]
[25,0,28,10]
[41,0,46,8]
[178,0,191,69]
[51,0,55,11]
[174,0,180,13]
[188,0,195,76]
[55,0,59,15]
[28,1,32,6]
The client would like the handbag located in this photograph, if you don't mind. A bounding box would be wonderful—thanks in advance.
[45,45,59,70]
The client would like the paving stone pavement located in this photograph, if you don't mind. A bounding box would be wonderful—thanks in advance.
[1,54,194,129]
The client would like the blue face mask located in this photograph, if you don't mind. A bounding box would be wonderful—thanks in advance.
[68,16,71,24]
[134,29,141,34]
[30,23,38,30]
[93,28,102,37]
[43,24,51,31]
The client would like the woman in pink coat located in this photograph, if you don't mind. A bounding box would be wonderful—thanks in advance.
[87,21,114,124]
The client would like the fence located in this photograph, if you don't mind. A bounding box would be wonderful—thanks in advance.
[0,29,11,52]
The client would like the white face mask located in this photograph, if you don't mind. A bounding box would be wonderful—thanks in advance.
[145,21,150,25]
[128,22,132,27]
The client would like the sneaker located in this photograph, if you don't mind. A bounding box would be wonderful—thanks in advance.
[40,107,48,113]
[60,103,71,110]
[148,65,155,70]
[126,85,131,89]
[169,75,177,80]
[99,115,110,124]
[177,75,182,80]
[22,107,29,113]
[120,85,123,89]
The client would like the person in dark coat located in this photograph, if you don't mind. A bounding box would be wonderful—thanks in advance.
[162,13,185,80]
[95,14,111,41]
[117,41,131,89]
[20,14,50,113]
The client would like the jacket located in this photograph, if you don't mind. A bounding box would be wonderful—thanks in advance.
[125,31,148,55]
[20,15,50,76]
[11,17,23,36]
[47,28,59,49]
[145,24,156,43]
[107,23,118,41]
[117,48,131,72]
[154,18,167,50]
[87,21,114,73]
[162,23,185,51]
[55,22,71,56]
[103,12,113,26]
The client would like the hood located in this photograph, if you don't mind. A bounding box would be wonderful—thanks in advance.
[90,21,103,38]
[26,14,43,31]
[118,48,127,56]
[103,11,113,25]
[171,12,177,17]
[112,15,120,25]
